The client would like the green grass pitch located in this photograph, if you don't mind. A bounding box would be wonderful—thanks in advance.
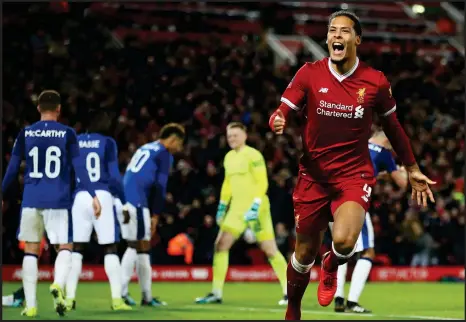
[2,282,464,320]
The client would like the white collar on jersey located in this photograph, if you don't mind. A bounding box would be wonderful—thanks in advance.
[328,56,360,82]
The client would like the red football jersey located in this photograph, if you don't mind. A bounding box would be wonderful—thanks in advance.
[281,57,396,183]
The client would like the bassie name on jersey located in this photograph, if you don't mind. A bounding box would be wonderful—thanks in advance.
[25,129,66,138]
[317,100,364,119]
[79,140,100,149]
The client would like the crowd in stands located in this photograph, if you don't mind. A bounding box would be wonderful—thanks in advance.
[3,3,464,267]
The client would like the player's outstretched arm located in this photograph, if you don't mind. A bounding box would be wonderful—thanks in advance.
[107,138,126,204]
[269,63,310,134]
[375,74,435,207]
[2,130,25,196]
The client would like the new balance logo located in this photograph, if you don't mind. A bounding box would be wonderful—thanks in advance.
[354,105,364,118]
[319,88,329,93]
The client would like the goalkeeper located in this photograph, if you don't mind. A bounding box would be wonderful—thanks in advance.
[195,122,288,306]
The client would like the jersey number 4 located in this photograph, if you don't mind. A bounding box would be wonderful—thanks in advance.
[361,183,372,203]
[127,149,150,173]
[29,146,61,179]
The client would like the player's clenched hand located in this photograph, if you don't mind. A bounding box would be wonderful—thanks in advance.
[93,197,102,218]
[407,167,436,208]
[272,110,286,135]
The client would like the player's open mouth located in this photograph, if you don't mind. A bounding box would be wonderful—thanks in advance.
[332,42,345,55]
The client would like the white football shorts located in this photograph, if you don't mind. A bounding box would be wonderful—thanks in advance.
[71,190,120,245]
[18,208,71,245]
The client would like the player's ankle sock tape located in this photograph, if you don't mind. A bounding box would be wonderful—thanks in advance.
[137,250,151,255]
[291,253,314,274]
[360,257,373,264]
[24,253,39,259]
[332,242,356,259]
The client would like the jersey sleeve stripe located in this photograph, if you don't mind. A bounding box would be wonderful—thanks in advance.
[280,97,301,111]
[382,105,396,117]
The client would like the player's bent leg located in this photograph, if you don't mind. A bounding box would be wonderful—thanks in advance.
[121,241,138,305]
[120,203,139,305]
[136,240,166,307]
[319,201,365,307]
[286,230,325,320]
[195,229,237,304]
[258,239,288,305]
[65,243,85,311]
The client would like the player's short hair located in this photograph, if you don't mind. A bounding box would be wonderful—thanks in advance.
[159,123,185,140]
[38,90,61,111]
[227,122,247,132]
[328,10,362,37]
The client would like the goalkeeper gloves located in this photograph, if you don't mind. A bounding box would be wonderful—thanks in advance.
[244,198,262,233]
[216,201,227,225]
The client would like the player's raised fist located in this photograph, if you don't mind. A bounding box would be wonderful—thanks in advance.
[273,110,286,135]
[93,197,102,218]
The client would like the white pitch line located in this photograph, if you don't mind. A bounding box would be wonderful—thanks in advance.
[183,305,461,320]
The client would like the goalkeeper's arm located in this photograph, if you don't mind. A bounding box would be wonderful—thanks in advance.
[216,166,232,224]
[248,151,268,212]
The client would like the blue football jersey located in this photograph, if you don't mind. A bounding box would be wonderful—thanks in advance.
[2,121,96,209]
[75,133,125,202]
[123,141,173,213]
[368,142,398,176]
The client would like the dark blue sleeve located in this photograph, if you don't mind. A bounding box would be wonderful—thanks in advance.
[68,129,96,198]
[2,129,24,194]
[381,148,398,173]
[149,151,172,215]
[106,138,126,203]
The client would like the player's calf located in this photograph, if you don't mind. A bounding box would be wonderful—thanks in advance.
[65,243,85,311]
[21,242,40,313]
[286,231,324,320]
[135,240,167,307]
[102,244,131,310]
[319,203,363,308]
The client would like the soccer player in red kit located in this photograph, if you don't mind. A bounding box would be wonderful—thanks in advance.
[269,11,436,320]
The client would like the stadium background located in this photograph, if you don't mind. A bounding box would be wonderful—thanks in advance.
[2,0,464,304]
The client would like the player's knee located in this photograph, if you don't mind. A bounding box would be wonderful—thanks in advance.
[23,242,41,255]
[361,248,375,260]
[127,241,138,249]
[73,242,85,253]
[294,241,317,265]
[214,232,234,252]
[103,244,118,255]
[260,240,278,258]
[56,243,73,252]
[332,237,356,255]
[137,240,151,253]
